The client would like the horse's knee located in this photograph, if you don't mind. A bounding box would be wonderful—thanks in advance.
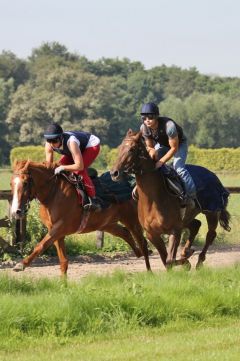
[206,230,217,243]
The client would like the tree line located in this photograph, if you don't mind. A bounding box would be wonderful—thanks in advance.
[0,41,240,165]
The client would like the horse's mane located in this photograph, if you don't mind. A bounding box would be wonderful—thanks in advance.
[13,160,58,173]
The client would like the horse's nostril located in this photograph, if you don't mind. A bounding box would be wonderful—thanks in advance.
[111,170,119,178]
[16,209,22,215]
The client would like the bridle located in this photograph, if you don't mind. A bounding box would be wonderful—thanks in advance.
[12,171,34,213]
[12,169,57,212]
[121,138,155,175]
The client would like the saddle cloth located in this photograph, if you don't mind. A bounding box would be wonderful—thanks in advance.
[161,164,229,212]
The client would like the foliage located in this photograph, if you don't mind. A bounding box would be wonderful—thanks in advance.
[10,146,46,165]
[1,42,240,166]
[187,145,240,171]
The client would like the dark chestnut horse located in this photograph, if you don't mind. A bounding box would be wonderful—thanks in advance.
[111,130,231,269]
[10,160,151,274]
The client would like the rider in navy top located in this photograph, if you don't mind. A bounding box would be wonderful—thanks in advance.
[44,123,101,211]
[140,102,196,200]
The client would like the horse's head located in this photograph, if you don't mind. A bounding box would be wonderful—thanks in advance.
[111,129,154,181]
[11,160,35,219]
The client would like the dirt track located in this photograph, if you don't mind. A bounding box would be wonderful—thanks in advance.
[1,245,240,281]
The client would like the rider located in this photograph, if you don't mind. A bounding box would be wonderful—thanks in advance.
[43,122,101,211]
[140,102,196,203]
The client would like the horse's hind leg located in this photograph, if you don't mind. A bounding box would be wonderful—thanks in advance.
[196,212,218,269]
[103,223,151,271]
[54,237,68,275]
[146,232,167,267]
[119,216,151,271]
[181,219,201,259]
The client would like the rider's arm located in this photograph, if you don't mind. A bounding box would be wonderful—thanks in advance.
[61,141,84,172]
[45,142,54,163]
[145,138,158,160]
[140,123,157,159]
[155,120,179,168]
[156,136,179,167]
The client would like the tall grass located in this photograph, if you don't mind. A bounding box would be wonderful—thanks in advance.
[0,267,240,340]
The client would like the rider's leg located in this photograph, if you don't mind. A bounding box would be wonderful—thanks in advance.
[78,145,101,210]
[173,141,196,198]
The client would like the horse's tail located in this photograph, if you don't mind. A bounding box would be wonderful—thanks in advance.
[219,206,231,232]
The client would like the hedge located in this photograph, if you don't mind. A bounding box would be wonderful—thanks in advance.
[10,145,240,172]
[187,145,240,172]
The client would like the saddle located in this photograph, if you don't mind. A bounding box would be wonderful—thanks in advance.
[160,164,187,205]
[60,172,89,206]
[61,169,134,209]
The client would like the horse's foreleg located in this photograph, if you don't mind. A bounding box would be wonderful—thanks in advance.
[54,238,68,276]
[166,230,182,267]
[13,232,59,272]
[196,213,218,269]
[181,219,201,259]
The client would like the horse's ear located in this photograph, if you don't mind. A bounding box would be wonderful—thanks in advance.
[127,128,133,136]
[135,131,143,142]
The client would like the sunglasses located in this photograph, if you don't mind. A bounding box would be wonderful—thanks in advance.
[141,114,156,121]
[46,137,61,144]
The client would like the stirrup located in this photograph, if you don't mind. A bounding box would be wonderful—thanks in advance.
[83,197,101,211]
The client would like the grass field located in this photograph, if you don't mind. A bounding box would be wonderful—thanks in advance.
[0,170,240,360]
[0,268,240,361]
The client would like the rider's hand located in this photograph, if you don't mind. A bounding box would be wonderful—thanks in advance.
[147,148,156,159]
[54,165,65,175]
[155,161,164,169]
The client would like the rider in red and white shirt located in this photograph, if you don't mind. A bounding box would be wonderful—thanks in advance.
[44,122,101,211]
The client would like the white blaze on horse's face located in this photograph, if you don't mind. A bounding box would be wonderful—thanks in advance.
[11,176,22,217]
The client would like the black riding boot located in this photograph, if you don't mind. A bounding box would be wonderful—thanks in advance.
[83,196,101,211]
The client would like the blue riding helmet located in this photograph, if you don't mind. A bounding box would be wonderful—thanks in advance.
[44,123,63,140]
[141,102,159,115]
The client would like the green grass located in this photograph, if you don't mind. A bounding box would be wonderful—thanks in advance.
[0,268,240,360]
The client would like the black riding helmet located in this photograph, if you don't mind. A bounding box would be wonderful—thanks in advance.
[141,102,159,115]
[44,123,63,142]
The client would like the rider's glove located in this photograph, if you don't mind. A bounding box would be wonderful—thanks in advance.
[54,165,65,175]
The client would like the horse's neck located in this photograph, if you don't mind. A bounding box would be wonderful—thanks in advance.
[29,165,56,204]
[136,171,170,204]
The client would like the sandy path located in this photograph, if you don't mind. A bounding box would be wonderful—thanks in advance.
[1,245,240,281]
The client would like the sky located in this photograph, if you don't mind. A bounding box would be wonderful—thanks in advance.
[0,0,240,77]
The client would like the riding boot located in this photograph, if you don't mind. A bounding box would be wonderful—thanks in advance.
[83,196,102,211]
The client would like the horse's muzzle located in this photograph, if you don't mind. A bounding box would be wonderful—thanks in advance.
[12,209,25,220]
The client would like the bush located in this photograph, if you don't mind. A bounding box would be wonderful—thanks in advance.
[187,145,240,171]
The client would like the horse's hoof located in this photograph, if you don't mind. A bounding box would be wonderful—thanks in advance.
[148,248,153,256]
[13,262,25,272]
[196,261,204,270]
[181,248,195,259]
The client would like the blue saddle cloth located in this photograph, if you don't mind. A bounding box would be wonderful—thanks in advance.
[92,165,229,212]
[186,164,229,212]
[92,172,134,208]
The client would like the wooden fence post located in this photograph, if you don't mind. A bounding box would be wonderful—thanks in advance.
[96,231,104,249]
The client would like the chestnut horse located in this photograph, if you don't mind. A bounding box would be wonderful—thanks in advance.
[11,160,151,275]
[111,130,231,269]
